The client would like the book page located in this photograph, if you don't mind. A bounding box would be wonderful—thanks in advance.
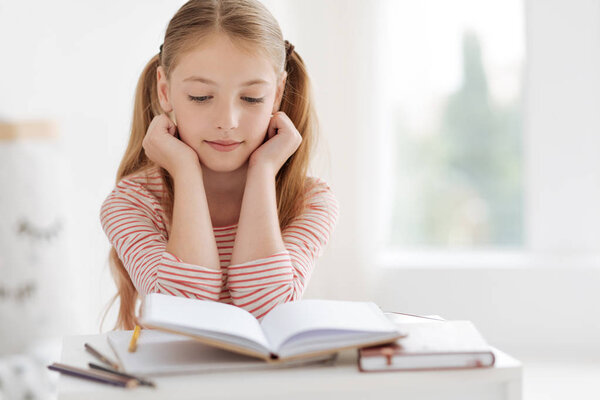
[107,330,336,375]
[260,299,398,353]
[107,330,269,375]
[141,293,270,354]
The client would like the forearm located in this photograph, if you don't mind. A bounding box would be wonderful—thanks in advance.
[229,164,286,265]
[166,163,221,270]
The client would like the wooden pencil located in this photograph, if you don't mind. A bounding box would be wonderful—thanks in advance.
[48,363,139,388]
[129,325,141,352]
[84,342,121,371]
[88,363,156,388]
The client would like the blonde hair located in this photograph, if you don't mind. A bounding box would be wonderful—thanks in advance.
[102,0,319,331]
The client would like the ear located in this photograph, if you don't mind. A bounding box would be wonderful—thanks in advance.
[157,66,174,113]
[272,71,288,113]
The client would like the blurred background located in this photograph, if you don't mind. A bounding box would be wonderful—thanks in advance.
[1,0,599,398]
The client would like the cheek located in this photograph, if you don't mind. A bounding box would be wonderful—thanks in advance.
[172,105,210,142]
[241,111,271,140]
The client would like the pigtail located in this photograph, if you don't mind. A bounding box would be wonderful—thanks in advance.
[275,45,319,231]
[100,53,166,331]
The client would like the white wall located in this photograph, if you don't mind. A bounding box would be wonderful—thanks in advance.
[1,0,599,358]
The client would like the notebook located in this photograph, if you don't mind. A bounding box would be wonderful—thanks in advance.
[107,329,337,376]
[358,320,495,372]
[139,293,404,363]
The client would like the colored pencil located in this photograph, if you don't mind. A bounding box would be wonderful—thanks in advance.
[47,362,138,388]
[84,342,121,371]
[89,362,156,388]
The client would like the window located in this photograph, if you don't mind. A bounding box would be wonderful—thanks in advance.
[375,0,525,250]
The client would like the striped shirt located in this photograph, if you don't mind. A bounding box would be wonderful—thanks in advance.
[99,166,339,320]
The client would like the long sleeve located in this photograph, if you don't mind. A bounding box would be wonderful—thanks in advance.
[226,177,340,320]
[100,178,223,300]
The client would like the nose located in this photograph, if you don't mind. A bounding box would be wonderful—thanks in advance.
[215,97,239,131]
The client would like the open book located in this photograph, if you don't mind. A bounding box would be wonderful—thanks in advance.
[107,330,337,376]
[139,293,404,363]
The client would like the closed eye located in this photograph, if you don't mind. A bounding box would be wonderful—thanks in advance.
[188,95,264,104]
[242,96,264,104]
[189,95,212,102]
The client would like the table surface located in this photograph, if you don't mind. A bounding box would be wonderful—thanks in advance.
[56,333,522,400]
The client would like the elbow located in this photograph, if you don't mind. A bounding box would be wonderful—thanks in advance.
[230,281,306,320]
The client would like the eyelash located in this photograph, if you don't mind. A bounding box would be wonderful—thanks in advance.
[188,95,264,104]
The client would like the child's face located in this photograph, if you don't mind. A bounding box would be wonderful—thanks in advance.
[157,32,286,173]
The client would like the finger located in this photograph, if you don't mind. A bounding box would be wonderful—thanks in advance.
[168,123,177,137]
[267,112,287,139]
[161,114,177,136]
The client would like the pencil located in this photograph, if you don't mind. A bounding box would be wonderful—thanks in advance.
[84,343,121,371]
[129,325,141,352]
[89,362,156,388]
[48,362,138,388]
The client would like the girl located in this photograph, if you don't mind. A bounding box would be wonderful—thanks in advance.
[100,0,339,330]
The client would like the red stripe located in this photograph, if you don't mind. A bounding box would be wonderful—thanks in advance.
[158,268,222,282]
[226,265,290,278]
[233,284,286,307]
[122,230,159,256]
[227,253,289,270]
[159,280,221,297]
[214,225,238,231]
[128,241,161,264]
[119,180,159,203]
[158,284,176,296]
[229,279,291,290]
[160,262,221,275]
[229,272,292,284]
[113,186,163,222]
[215,232,236,238]
[250,292,285,315]
[139,252,163,283]
[298,217,329,238]
[283,229,313,246]
[113,187,159,218]
[256,301,280,320]
[111,223,156,243]
[159,275,222,290]
[101,207,143,226]
[106,214,147,234]
[138,253,162,286]
[287,225,320,243]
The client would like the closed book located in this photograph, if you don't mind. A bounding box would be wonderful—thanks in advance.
[140,293,405,363]
[358,320,495,372]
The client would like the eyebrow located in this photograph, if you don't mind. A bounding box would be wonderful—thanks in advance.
[183,76,269,86]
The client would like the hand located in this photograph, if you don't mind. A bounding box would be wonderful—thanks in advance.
[142,114,199,176]
[249,111,302,174]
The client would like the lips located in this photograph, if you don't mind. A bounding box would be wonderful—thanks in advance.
[206,140,242,152]
[207,140,241,145]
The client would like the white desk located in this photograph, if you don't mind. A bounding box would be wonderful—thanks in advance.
[57,333,522,400]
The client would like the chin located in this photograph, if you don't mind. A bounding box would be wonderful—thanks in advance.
[199,157,249,173]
